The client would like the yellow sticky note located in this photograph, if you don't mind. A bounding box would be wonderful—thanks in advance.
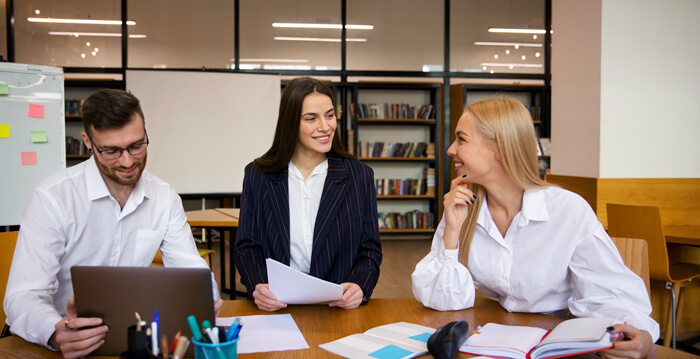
[0,124,9,138]
[31,130,48,143]
[0,84,8,95]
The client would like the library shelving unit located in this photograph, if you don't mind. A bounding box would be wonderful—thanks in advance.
[64,77,125,166]
[450,83,550,179]
[349,82,441,240]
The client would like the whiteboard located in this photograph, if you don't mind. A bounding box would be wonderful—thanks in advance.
[126,70,280,194]
[0,63,65,226]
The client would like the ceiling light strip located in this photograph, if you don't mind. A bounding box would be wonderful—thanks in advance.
[480,63,542,68]
[239,58,309,63]
[273,36,366,42]
[488,28,545,34]
[29,18,135,25]
[474,42,542,47]
[49,31,146,38]
[272,23,373,30]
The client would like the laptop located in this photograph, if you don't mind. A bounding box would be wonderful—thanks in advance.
[71,266,215,357]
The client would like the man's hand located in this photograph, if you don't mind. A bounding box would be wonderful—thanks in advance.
[214,298,224,317]
[252,283,287,311]
[49,296,108,359]
[328,283,363,309]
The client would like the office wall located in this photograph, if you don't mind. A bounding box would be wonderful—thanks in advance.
[599,0,700,178]
[550,0,602,178]
[552,0,700,178]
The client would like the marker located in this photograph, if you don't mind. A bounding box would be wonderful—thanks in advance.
[172,335,188,359]
[151,321,159,356]
[187,315,204,341]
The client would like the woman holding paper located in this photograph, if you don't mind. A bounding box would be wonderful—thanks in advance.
[411,98,657,358]
[235,77,382,311]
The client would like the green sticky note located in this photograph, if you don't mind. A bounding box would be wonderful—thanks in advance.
[31,130,48,143]
[0,124,9,138]
[0,84,8,95]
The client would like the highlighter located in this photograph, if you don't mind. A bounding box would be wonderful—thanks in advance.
[187,315,204,342]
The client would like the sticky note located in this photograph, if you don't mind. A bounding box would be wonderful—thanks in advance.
[0,124,9,138]
[29,104,44,119]
[409,332,432,343]
[31,131,48,143]
[368,345,413,359]
[21,152,38,166]
[0,84,8,95]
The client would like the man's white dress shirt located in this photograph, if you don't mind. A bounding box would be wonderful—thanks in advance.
[4,157,218,348]
[288,160,328,274]
[411,187,660,341]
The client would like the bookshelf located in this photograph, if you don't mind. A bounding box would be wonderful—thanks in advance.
[349,82,441,240]
[64,78,125,166]
[450,83,550,179]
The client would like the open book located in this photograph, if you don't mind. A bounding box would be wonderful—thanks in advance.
[460,317,618,359]
[320,322,435,359]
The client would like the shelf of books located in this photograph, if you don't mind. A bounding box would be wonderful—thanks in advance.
[64,77,125,166]
[349,82,441,240]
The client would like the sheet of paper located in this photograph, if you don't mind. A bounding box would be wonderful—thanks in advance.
[30,130,48,143]
[28,104,44,118]
[0,124,9,138]
[266,258,343,304]
[21,152,38,166]
[215,314,309,354]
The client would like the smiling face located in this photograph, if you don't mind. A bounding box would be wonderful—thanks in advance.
[446,110,500,186]
[82,114,148,188]
[293,92,336,162]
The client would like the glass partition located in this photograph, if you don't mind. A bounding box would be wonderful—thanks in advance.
[451,0,545,74]
[0,0,6,60]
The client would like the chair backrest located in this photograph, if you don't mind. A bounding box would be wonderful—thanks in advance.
[606,203,670,282]
[0,231,19,327]
[610,236,651,298]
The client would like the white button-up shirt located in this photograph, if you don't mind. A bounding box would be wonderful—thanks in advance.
[412,187,660,341]
[4,156,218,348]
[287,160,328,274]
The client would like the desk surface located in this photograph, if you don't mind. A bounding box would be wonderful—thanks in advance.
[185,209,239,227]
[0,298,694,358]
[665,225,700,246]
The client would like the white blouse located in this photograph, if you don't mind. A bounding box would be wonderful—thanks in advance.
[288,160,328,274]
[411,187,660,341]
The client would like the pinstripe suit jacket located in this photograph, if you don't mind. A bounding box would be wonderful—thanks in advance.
[234,152,382,300]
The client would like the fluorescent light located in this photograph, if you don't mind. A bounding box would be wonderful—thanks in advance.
[263,64,312,70]
[49,31,146,38]
[480,63,542,68]
[273,22,373,30]
[488,28,545,34]
[29,17,135,25]
[274,36,366,42]
[238,58,309,63]
[474,41,542,47]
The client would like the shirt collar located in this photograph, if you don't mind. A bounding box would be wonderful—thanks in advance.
[288,159,328,181]
[477,188,550,229]
[85,156,150,204]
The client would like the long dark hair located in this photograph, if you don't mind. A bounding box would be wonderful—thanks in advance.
[253,77,352,172]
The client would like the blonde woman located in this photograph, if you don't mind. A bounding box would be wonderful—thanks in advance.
[411,98,658,358]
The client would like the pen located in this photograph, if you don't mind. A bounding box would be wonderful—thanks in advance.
[172,335,188,359]
[212,328,220,344]
[187,315,204,341]
[226,318,240,341]
[231,323,243,340]
[135,312,142,331]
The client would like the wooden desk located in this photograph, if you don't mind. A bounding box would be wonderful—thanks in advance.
[186,209,239,297]
[665,225,700,246]
[214,207,240,219]
[1,298,693,358]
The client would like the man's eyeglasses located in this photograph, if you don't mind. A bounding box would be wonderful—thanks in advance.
[88,130,149,160]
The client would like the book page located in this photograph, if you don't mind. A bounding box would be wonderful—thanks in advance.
[539,317,613,344]
[320,322,434,359]
[459,323,547,359]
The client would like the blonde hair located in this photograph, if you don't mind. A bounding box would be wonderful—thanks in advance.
[458,98,551,265]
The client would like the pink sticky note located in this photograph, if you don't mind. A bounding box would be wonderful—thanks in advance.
[21,151,38,166]
[29,104,45,119]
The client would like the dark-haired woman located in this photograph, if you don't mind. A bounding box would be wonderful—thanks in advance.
[234,77,382,311]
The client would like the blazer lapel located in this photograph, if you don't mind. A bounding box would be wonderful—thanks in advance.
[310,154,350,265]
[265,170,291,263]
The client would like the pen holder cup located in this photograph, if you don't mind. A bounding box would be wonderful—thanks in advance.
[193,337,238,359]
[120,324,150,359]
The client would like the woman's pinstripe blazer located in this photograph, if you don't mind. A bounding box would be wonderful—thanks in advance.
[234,152,383,300]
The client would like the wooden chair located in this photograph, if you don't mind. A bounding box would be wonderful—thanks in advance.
[150,249,216,268]
[607,203,700,348]
[0,231,19,333]
[610,237,651,298]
